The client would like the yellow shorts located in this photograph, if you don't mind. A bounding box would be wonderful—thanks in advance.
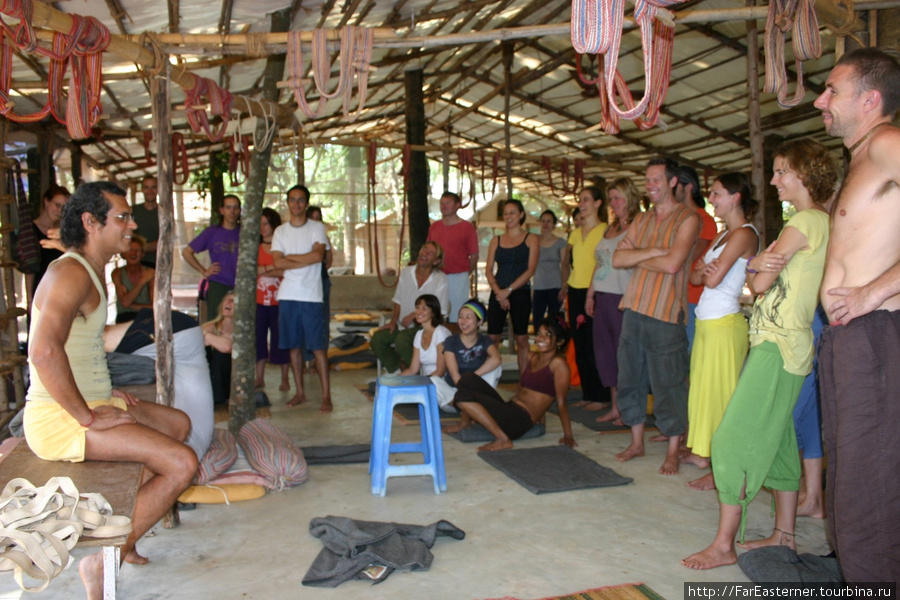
[23,398,128,463]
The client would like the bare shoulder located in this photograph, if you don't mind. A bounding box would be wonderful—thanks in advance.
[33,256,96,316]
[868,125,900,177]
[549,355,570,374]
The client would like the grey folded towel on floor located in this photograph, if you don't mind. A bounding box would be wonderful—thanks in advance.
[302,516,465,587]
[738,546,843,583]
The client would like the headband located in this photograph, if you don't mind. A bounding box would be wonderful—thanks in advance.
[460,301,486,322]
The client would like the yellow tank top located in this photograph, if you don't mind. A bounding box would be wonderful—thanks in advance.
[27,252,112,403]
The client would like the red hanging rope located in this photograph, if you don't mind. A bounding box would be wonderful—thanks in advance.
[228,135,252,186]
[172,132,189,185]
[478,149,500,205]
[573,159,585,198]
[0,1,110,139]
[457,148,478,208]
[181,74,233,142]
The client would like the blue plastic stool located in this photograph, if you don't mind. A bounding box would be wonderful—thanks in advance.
[369,374,447,496]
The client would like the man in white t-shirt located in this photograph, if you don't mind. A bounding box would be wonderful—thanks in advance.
[272,185,332,413]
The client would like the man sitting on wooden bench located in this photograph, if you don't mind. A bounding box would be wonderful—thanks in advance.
[22,182,198,600]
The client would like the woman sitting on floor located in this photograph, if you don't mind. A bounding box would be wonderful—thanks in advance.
[111,234,155,324]
[444,316,576,452]
[432,299,502,411]
[400,294,452,377]
[203,292,235,407]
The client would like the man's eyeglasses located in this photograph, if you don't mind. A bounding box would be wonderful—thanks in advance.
[112,213,135,223]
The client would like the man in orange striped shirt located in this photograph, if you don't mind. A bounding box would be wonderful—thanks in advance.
[612,157,701,475]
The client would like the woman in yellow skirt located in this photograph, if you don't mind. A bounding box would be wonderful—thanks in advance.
[682,173,759,490]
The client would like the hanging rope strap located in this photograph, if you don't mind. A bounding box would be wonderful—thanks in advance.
[573,159,585,197]
[479,149,500,203]
[171,132,189,185]
[571,0,683,131]
[182,75,234,142]
[228,133,252,186]
[343,27,375,121]
[457,148,478,208]
[0,1,109,139]
[542,157,572,197]
[63,14,110,140]
[763,0,821,108]
[285,27,375,121]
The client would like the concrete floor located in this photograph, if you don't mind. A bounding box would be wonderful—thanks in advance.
[1,365,830,600]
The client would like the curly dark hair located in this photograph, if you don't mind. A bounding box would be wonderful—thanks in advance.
[60,182,125,249]
[260,207,282,243]
[538,314,570,354]
[773,140,840,205]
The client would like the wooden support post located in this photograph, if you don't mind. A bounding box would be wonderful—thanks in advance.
[405,67,429,261]
[763,134,786,244]
[0,118,26,413]
[503,42,515,196]
[297,138,305,185]
[71,145,83,187]
[151,62,175,411]
[346,145,361,272]
[228,9,289,435]
[746,0,767,245]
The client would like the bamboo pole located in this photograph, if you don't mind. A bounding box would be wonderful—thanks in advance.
[26,1,900,56]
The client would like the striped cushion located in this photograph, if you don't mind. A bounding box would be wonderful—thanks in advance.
[196,428,238,484]
[237,419,309,490]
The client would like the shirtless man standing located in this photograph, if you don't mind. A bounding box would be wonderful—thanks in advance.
[23,182,198,599]
[815,47,900,582]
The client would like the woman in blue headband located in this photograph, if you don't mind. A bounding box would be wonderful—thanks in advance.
[431,299,502,411]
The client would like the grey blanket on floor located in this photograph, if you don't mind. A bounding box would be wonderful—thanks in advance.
[299,444,371,464]
[302,516,465,587]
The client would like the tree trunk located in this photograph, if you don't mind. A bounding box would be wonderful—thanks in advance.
[228,8,289,434]
[152,61,176,409]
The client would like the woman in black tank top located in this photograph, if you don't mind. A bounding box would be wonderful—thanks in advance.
[485,199,539,374]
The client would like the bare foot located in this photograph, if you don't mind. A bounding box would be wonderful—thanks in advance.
[679,452,710,468]
[582,401,610,412]
[478,439,513,451]
[797,500,825,519]
[687,473,715,491]
[595,409,621,423]
[738,529,796,551]
[79,552,104,600]
[254,378,265,389]
[682,544,737,570]
[572,400,590,408]
[279,380,290,392]
[125,548,149,565]
[286,394,307,407]
[319,398,333,414]
[659,455,680,475]
[442,423,464,434]
[616,443,645,462]
[649,434,669,442]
